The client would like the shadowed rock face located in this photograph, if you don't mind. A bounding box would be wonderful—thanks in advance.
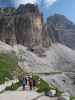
[0,4,51,50]
[0,15,16,45]
[0,8,16,45]
[47,14,75,49]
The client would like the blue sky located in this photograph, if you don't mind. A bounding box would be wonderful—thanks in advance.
[0,0,75,23]
[0,0,15,7]
[43,0,75,23]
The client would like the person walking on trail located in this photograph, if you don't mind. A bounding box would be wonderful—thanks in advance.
[22,78,26,90]
[33,79,36,88]
[25,77,27,85]
[29,78,33,90]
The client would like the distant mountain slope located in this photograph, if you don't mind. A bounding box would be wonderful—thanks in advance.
[47,14,75,49]
[14,43,75,73]
[0,41,75,95]
[14,43,75,96]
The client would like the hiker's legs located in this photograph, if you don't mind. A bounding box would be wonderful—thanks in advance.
[23,84,25,90]
[30,85,32,90]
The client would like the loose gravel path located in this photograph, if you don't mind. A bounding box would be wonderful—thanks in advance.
[0,86,58,100]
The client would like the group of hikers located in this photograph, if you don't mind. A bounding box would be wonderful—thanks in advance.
[20,76,36,91]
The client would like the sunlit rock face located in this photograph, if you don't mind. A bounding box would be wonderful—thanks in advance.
[15,4,51,50]
[32,15,43,46]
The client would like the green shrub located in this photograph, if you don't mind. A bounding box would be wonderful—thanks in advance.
[56,88,64,96]
[49,84,56,90]
[32,75,63,95]
[6,81,21,91]
[70,96,75,100]
[37,79,50,93]
[32,75,39,80]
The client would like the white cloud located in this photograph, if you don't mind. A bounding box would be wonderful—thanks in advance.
[16,0,57,7]
[44,0,57,7]
[18,0,36,4]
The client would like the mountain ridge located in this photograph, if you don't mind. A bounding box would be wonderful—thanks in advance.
[47,14,75,49]
[0,4,75,50]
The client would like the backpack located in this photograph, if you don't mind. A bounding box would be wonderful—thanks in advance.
[23,79,26,85]
[29,79,33,86]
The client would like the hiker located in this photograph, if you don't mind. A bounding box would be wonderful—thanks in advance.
[22,77,26,90]
[25,77,27,85]
[29,78,33,90]
[33,79,36,88]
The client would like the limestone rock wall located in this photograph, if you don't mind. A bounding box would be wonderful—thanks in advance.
[0,4,51,50]
[0,15,16,45]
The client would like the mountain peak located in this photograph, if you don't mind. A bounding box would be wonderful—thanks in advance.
[16,3,40,15]
[48,14,75,28]
[47,14,75,49]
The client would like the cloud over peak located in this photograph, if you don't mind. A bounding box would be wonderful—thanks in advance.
[16,0,57,7]
[45,0,57,7]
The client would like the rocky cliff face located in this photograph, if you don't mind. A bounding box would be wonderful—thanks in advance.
[15,4,51,50]
[0,4,51,51]
[47,14,75,49]
[0,15,16,45]
[16,4,43,47]
[0,8,16,45]
[0,6,75,50]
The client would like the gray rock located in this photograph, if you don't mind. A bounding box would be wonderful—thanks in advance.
[47,14,75,49]
[0,4,51,53]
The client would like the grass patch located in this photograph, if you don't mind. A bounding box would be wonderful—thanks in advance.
[32,75,50,93]
[37,79,50,93]
[70,97,75,100]
[0,53,23,84]
[32,75,39,80]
